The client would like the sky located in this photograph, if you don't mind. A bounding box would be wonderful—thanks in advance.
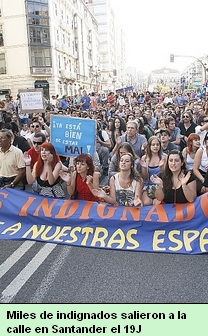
[110,0,208,73]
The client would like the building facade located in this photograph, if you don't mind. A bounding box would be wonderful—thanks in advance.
[86,0,118,92]
[149,67,180,91]
[0,0,100,99]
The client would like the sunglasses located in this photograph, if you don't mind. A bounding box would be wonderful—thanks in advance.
[33,141,43,145]
[182,115,189,118]
[31,125,40,128]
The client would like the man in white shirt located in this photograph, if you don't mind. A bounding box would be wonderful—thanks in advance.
[163,92,173,106]
[195,114,208,146]
[0,129,25,189]
[27,119,49,147]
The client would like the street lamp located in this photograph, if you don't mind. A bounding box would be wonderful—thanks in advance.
[173,54,207,84]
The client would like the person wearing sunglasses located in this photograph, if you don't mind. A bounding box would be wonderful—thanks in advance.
[27,120,49,148]
[178,111,197,150]
[27,132,46,169]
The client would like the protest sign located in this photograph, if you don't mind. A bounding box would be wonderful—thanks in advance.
[50,115,96,157]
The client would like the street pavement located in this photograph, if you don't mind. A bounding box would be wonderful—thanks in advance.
[0,239,208,303]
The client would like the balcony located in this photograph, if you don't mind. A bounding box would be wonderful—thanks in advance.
[60,20,71,34]
[61,70,76,81]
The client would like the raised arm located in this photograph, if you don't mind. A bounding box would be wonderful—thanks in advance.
[193,148,204,183]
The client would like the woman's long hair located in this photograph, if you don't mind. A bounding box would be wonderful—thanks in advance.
[146,136,163,160]
[116,142,136,160]
[119,152,142,184]
[187,133,200,154]
[111,117,126,147]
[75,153,95,176]
[36,142,58,177]
[161,150,188,193]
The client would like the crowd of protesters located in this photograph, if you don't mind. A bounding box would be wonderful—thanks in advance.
[0,87,208,207]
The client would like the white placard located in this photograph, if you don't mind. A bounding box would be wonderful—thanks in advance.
[19,90,44,112]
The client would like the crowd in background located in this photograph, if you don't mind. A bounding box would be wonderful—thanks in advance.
[0,87,208,207]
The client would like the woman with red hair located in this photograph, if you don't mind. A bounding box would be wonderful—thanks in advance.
[23,142,64,198]
[182,133,200,171]
[59,153,100,202]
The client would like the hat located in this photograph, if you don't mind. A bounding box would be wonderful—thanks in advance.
[159,129,170,136]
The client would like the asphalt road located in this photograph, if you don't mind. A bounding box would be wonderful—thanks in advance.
[0,239,208,303]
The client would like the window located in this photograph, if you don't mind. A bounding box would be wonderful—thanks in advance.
[0,26,4,47]
[88,50,92,60]
[28,3,34,15]
[32,3,48,16]
[74,38,78,50]
[56,30,59,42]
[54,4,58,16]
[40,6,48,16]
[94,5,106,13]
[30,47,52,67]
[96,15,107,24]
[98,25,107,33]
[58,55,61,69]
[31,0,47,3]
[29,17,49,25]
[64,57,67,70]
[29,27,50,45]
[0,53,6,74]
[34,4,41,15]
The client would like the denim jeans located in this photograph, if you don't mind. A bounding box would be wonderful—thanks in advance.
[0,176,24,189]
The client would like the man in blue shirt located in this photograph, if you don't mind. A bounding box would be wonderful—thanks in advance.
[80,90,91,111]
[59,95,69,110]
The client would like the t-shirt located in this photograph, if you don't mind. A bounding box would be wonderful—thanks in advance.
[80,95,91,111]
[120,133,146,158]
[114,173,137,206]
[195,125,207,146]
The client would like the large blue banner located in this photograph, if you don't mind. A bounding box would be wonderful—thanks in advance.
[50,116,96,157]
[0,189,208,254]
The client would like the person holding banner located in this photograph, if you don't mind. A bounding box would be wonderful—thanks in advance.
[92,153,143,207]
[150,150,197,205]
[59,153,100,202]
[23,142,65,198]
